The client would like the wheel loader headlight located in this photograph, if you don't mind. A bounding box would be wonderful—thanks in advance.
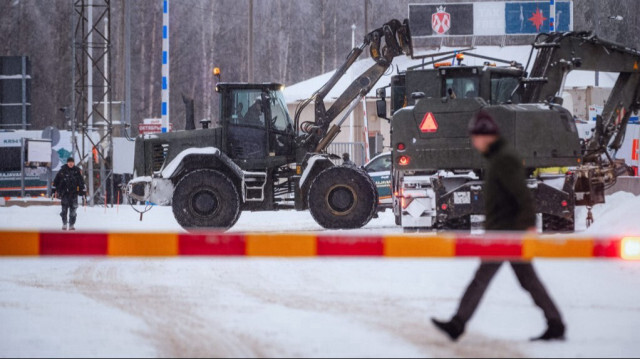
[621,237,640,260]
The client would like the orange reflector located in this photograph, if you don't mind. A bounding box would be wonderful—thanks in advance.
[420,112,438,133]
[434,61,452,68]
[401,197,413,209]
[621,237,640,260]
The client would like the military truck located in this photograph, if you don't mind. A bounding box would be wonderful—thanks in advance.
[127,19,412,231]
[380,32,640,232]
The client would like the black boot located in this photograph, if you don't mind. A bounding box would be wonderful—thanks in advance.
[431,316,465,341]
[531,320,565,341]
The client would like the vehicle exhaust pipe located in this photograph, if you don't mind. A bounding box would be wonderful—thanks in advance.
[183,94,195,130]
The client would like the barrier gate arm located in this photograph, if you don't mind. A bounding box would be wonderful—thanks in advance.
[0,230,638,260]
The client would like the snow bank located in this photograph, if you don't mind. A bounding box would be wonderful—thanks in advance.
[577,191,640,234]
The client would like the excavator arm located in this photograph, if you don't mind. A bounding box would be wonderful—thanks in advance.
[294,19,411,153]
[522,32,640,160]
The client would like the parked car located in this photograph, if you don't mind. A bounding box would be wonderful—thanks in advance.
[363,152,392,210]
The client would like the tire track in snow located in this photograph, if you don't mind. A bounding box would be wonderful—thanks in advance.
[70,260,257,357]
[219,266,526,358]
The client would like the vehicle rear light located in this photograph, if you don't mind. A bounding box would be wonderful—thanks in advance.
[441,203,448,210]
[398,156,410,166]
[621,237,640,260]
[397,143,406,151]
[561,200,568,207]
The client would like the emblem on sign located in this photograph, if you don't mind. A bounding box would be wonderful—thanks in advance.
[431,6,451,35]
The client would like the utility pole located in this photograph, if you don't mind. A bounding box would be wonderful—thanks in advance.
[248,0,254,82]
[595,0,600,86]
[87,0,94,205]
[161,0,170,133]
[125,0,131,129]
[364,0,368,35]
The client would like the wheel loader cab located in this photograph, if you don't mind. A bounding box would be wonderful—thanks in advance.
[390,66,523,112]
[438,66,522,104]
[218,83,295,170]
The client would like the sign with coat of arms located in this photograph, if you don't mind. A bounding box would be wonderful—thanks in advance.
[409,1,572,39]
[431,6,451,34]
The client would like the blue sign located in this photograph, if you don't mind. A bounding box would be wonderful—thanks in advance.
[505,1,571,34]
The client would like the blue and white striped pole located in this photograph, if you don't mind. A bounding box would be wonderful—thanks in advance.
[549,0,556,32]
[161,0,169,133]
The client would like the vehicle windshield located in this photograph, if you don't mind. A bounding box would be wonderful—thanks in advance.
[491,75,520,104]
[444,76,480,99]
[269,90,294,132]
[230,89,265,127]
[366,154,392,172]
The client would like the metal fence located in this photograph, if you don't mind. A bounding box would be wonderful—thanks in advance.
[326,142,366,166]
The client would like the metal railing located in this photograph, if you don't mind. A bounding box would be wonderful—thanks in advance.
[326,142,366,166]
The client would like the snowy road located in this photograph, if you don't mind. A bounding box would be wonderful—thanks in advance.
[0,192,638,233]
[1,192,640,357]
[1,258,639,357]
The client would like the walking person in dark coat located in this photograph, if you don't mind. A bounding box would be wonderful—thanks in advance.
[431,110,565,341]
[53,157,86,230]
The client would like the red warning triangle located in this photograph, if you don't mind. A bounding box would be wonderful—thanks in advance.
[420,112,438,133]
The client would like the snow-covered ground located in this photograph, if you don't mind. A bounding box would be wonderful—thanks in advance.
[1,258,639,357]
[0,191,638,234]
[1,192,639,357]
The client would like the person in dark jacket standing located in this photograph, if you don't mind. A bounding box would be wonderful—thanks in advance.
[342,153,357,168]
[431,110,565,341]
[53,157,86,230]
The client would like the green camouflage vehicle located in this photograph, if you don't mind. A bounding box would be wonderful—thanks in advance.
[127,20,412,231]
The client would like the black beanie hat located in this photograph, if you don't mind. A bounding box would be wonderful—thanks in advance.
[67,157,75,163]
[468,109,500,135]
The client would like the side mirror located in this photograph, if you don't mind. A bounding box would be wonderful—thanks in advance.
[376,99,388,121]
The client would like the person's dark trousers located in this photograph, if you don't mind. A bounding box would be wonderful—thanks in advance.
[455,261,562,325]
[60,196,79,226]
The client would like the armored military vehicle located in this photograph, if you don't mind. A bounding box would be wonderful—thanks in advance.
[127,19,412,231]
[381,32,639,232]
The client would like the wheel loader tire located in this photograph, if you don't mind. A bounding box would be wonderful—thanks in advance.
[172,169,241,231]
[542,213,575,233]
[308,166,378,229]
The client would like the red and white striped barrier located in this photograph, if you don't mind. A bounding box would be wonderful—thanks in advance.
[0,230,639,260]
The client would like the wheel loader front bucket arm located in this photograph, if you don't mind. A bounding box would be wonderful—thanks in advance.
[295,19,411,152]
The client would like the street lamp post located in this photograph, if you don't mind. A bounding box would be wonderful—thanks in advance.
[349,24,356,158]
